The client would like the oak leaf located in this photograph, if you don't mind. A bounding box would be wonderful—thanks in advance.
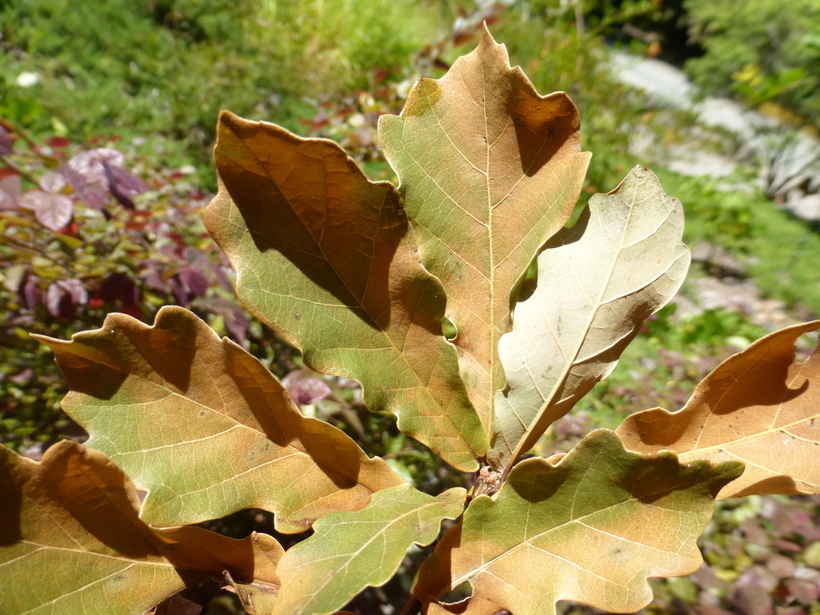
[35,306,403,532]
[207,111,486,471]
[414,430,742,615]
[379,25,591,438]
[617,321,820,498]
[0,441,282,615]
[272,484,466,615]
[490,165,690,471]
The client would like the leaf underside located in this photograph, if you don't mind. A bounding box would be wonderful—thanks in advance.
[0,441,283,615]
[414,429,743,615]
[207,111,486,471]
[272,484,467,615]
[35,306,403,532]
[617,320,820,498]
[379,25,591,439]
[490,165,691,470]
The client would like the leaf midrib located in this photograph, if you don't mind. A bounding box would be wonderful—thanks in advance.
[505,187,676,470]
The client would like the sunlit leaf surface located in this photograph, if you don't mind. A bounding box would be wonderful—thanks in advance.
[415,430,742,615]
[36,307,403,531]
[379,26,591,437]
[207,112,486,471]
[617,321,820,498]
[272,484,466,615]
[491,166,690,470]
[0,441,282,615]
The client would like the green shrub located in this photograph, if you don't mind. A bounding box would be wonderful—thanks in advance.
[656,169,820,315]
[684,0,820,122]
[0,0,447,186]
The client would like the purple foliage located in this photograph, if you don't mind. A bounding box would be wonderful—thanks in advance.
[45,279,87,319]
[19,190,74,231]
[282,370,333,406]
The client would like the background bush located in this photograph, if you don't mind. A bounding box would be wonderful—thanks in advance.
[684,0,820,123]
[0,0,447,187]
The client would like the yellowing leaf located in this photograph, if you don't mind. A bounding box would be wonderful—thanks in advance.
[616,321,820,498]
[378,26,591,436]
[207,111,486,471]
[414,430,742,615]
[272,484,466,615]
[0,440,283,615]
[35,306,403,532]
[426,598,505,615]
[490,166,690,470]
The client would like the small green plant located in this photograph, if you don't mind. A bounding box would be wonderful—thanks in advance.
[2,28,818,615]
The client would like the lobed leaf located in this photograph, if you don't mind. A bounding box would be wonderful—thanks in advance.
[272,484,466,615]
[414,429,743,615]
[207,111,486,471]
[617,320,820,498]
[35,306,403,532]
[0,441,283,615]
[379,26,590,438]
[491,166,690,471]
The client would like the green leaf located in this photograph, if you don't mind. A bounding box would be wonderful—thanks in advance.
[490,166,690,471]
[272,484,467,615]
[415,430,743,615]
[207,111,486,471]
[378,26,591,438]
[35,306,403,531]
[0,441,283,615]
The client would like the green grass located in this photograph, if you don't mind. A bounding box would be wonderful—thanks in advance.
[0,0,448,187]
[655,169,820,316]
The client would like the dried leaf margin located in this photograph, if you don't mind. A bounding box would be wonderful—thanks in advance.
[35,306,404,532]
[617,320,820,498]
[207,111,487,472]
[379,26,591,440]
[490,165,690,472]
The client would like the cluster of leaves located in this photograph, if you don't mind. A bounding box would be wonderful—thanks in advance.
[2,29,819,615]
[0,122,228,320]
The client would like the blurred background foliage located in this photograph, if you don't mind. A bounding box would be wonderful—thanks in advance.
[1,0,818,613]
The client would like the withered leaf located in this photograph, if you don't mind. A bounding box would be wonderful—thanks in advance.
[272,484,466,615]
[35,306,403,532]
[491,166,690,470]
[617,321,820,498]
[0,441,283,615]
[207,112,486,471]
[379,25,591,437]
[415,430,742,615]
